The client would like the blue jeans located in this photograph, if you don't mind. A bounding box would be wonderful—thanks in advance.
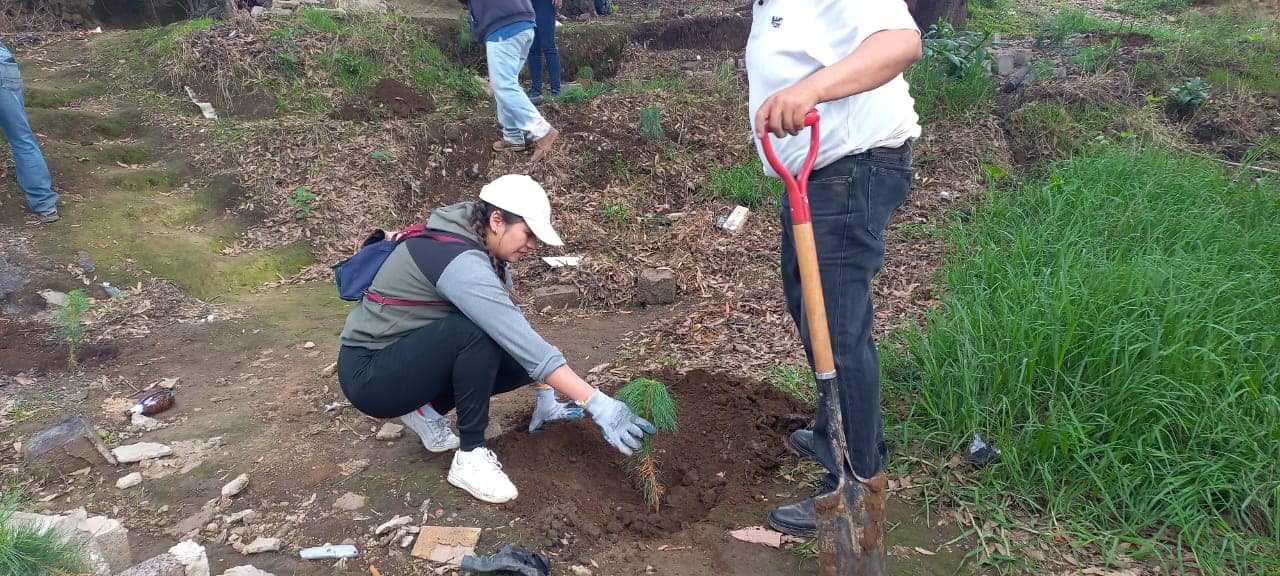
[779,145,912,488]
[527,0,562,97]
[0,56,57,215]
[486,28,551,145]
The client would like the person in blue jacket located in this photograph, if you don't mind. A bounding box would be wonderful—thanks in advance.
[526,0,562,104]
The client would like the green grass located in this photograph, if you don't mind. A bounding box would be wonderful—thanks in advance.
[145,17,217,57]
[1035,7,1109,48]
[1156,10,1280,94]
[767,363,817,406]
[886,145,1280,573]
[0,492,87,575]
[907,27,995,123]
[699,162,781,210]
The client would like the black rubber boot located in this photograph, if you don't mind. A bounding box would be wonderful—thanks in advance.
[767,497,817,538]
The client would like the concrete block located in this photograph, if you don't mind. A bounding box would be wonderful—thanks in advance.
[80,515,132,575]
[636,268,677,305]
[220,566,275,576]
[533,285,579,309]
[21,415,117,473]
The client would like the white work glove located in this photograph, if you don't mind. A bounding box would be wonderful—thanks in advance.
[585,391,656,456]
[528,387,584,433]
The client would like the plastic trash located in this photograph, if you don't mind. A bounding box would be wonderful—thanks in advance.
[101,282,125,298]
[460,544,550,576]
[130,389,175,416]
[300,544,358,560]
[967,433,1001,467]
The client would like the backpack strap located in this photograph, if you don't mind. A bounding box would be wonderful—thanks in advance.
[362,289,449,307]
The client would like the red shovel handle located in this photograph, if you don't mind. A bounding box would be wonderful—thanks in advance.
[759,109,821,225]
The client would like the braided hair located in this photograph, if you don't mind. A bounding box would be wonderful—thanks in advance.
[469,200,524,283]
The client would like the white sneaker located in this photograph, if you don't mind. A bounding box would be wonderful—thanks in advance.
[448,447,518,504]
[400,408,460,453]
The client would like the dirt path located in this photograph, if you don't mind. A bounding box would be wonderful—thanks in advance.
[1,28,970,576]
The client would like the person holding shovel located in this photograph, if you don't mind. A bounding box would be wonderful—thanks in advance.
[746,0,923,540]
[337,174,654,504]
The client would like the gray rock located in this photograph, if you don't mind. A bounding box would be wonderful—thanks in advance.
[991,48,1030,76]
[250,5,266,16]
[0,264,27,300]
[570,566,593,576]
[375,423,404,440]
[112,442,173,463]
[39,289,68,308]
[168,504,218,538]
[168,540,211,576]
[221,473,250,498]
[117,553,185,576]
[220,566,275,576]
[117,472,143,489]
[75,250,96,275]
[533,285,579,309]
[242,537,282,555]
[636,268,677,305]
[22,415,118,473]
[333,492,366,511]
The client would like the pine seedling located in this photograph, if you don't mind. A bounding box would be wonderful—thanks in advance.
[639,106,665,142]
[0,491,88,574]
[615,377,678,511]
[52,289,90,371]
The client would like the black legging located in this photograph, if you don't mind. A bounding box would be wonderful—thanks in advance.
[338,313,532,450]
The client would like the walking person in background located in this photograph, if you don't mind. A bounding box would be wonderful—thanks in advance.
[0,40,60,223]
[593,0,612,16]
[459,0,561,162]
[526,0,563,105]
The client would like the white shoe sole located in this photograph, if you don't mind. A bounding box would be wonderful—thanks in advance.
[447,470,518,504]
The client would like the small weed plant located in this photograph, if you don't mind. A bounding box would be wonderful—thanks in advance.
[371,149,395,164]
[639,106,665,142]
[1167,77,1210,117]
[616,378,678,511]
[908,22,994,121]
[288,186,318,219]
[701,163,781,210]
[602,201,631,230]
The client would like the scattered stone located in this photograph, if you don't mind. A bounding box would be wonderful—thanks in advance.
[321,362,338,377]
[242,537,281,555]
[333,492,366,511]
[250,5,266,17]
[116,553,185,576]
[303,341,316,349]
[75,250,96,275]
[939,190,953,202]
[131,413,162,430]
[140,437,223,480]
[39,289,69,307]
[22,415,118,472]
[112,442,173,463]
[636,268,677,305]
[226,509,257,525]
[157,377,179,389]
[219,567,275,576]
[375,515,413,535]
[570,566,593,576]
[299,544,359,559]
[168,540,211,576]
[533,284,579,309]
[339,459,368,475]
[399,534,415,548]
[167,503,218,538]
[375,423,404,440]
[991,48,1031,76]
[221,474,250,498]
[117,472,143,489]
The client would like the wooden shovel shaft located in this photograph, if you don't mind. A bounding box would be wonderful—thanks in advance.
[793,222,836,375]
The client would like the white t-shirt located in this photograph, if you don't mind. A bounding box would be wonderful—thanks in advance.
[746,0,922,177]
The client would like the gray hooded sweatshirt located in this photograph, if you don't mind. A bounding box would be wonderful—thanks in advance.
[339,202,566,381]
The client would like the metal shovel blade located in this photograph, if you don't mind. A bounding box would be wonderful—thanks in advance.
[813,379,889,576]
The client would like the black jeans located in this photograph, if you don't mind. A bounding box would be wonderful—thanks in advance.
[779,145,912,488]
[338,313,532,450]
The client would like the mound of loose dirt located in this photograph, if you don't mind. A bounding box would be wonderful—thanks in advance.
[491,369,810,541]
[332,78,436,121]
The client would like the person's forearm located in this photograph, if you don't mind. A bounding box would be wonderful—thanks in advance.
[802,29,922,104]
[544,365,596,403]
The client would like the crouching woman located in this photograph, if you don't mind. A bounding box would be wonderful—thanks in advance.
[337,174,653,504]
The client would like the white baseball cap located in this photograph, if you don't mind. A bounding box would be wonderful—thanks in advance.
[478,174,564,247]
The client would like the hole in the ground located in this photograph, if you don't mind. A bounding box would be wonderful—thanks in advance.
[632,15,752,52]
[490,369,811,541]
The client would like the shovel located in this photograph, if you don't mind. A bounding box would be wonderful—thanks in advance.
[760,110,887,576]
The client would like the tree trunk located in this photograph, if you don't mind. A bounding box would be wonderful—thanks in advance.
[905,0,969,32]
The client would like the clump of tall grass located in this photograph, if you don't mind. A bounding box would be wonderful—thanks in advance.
[0,492,87,575]
[887,144,1280,572]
